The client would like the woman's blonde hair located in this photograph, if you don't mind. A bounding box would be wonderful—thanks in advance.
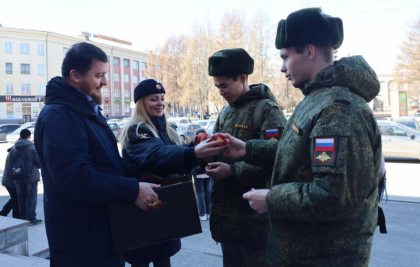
[120,97,181,150]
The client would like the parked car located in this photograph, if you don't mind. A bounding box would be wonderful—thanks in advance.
[390,117,420,131]
[108,122,125,141]
[197,120,209,129]
[176,124,205,143]
[168,117,190,126]
[6,122,37,144]
[107,119,121,123]
[377,120,420,160]
[0,124,21,142]
[206,120,217,134]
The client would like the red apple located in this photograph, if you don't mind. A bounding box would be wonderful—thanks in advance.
[195,133,209,144]
[147,200,163,210]
[209,133,227,146]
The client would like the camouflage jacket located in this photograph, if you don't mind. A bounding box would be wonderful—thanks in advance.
[245,57,382,266]
[211,83,287,243]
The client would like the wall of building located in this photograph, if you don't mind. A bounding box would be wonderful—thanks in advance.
[0,27,148,123]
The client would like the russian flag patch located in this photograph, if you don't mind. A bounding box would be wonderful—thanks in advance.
[312,137,337,166]
[265,128,280,141]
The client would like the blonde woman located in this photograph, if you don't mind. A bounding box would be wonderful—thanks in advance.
[121,79,224,267]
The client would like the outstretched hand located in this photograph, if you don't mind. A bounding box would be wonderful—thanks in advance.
[194,137,227,158]
[206,162,231,180]
[220,133,247,158]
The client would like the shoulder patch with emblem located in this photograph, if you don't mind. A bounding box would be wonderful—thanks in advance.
[265,128,280,141]
[136,132,151,140]
[312,137,338,166]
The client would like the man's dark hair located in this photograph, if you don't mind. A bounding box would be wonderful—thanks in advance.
[225,74,248,81]
[294,45,333,63]
[20,129,31,139]
[62,42,108,79]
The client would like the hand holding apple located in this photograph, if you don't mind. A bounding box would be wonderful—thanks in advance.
[194,136,227,158]
[195,133,209,145]
[209,133,227,146]
[147,200,163,210]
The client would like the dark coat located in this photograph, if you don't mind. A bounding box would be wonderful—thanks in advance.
[123,116,195,264]
[6,139,41,185]
[2,146,16,189]
[34,77,139,266]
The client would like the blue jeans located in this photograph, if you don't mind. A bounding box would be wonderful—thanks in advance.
[15,183,38,223]
[194,177,213,216]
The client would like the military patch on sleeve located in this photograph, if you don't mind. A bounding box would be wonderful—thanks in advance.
[290,122,301,135]
[264,128,280,141]
[136,132,151,140]
[233,123,252,130]
[312,137,338,166]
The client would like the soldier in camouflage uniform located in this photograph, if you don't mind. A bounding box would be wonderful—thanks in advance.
[226,8,382,267]
[205,48,287,267]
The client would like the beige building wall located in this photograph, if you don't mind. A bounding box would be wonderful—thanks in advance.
[0,27,148,123]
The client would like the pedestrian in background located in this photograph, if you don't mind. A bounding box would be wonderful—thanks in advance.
[1,146,21,219]
[192,165,213,221]
[9,129,42,225]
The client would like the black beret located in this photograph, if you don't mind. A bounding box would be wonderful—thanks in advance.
[275,8,343,50]
[208,48,254,76]
[134,79,166,103]
[20,129,31,139]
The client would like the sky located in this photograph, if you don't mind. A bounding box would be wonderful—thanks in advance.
[1,0,420,73]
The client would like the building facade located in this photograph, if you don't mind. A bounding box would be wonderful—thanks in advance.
[0,27,148,123]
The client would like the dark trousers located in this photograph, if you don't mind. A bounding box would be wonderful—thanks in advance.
[15,182,38,223]
[221,242,266,267]
[50,249,125,267]
[0,187,20,218]
[194,177,212,216]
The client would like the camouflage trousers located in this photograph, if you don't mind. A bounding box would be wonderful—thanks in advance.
[221,242,266,267]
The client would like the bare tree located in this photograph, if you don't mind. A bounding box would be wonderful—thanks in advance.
[394,16,420,105]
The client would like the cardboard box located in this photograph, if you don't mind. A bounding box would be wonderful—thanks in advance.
[107,176,202,253]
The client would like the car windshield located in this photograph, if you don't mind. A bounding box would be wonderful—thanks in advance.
[398,122,420,131]
[198,121,208,127]
[12,123,34,134]
[177,125,188,133]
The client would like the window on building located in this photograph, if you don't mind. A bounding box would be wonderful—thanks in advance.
[125,103,130,113]
[133,61,139,70]
[22,103,31,115]
[38,44,44,55]
[114,73,120,82]
[6,63,12,74]
[6,83,13,95]
[114,89,120,97]
[141,62,147,80]
[124,74,130,83]
[125,90,130,97]
[5,42,12,54]
[113,58,119,67]
[20,43,30,55]
[123,59,129,68]
[63,48,69,58]
[38,84,46,95]
[21,64,30,75]
[102,88,110,96]
[103,104,110,113]
[7,103,14,116]
[133,76,139,84]
[38,64,45,75]
[21,84,31,95]
[115,103,120,112]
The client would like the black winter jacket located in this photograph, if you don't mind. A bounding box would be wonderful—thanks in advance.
[34,77,139,265]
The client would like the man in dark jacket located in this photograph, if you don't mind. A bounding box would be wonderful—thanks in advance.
[34,42,160,267]
[9,129,42,225]
[206,48,287,267]
[228,8,381,267]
